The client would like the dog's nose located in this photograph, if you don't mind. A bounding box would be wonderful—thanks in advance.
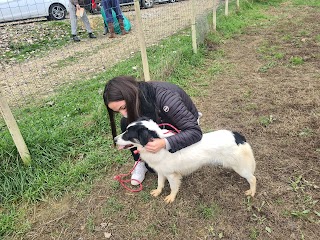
[114,136,118,143]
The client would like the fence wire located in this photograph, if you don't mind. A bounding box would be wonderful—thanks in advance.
[0,0,230,160]
[0,0,221,107]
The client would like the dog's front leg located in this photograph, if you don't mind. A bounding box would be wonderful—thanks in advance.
[150,173,166,197]
[164,173,182,203]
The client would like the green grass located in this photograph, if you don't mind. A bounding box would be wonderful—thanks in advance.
[0,0,308,237]
[198,202,220,219]
[257,42,285,72]
[292,0,320,7]
[290,56,304,65]
[1,20,72,63]
[286,176,319,223]
[259,115,275,127]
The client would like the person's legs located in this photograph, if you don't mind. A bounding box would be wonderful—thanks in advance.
[118,18,127,35]
[102,0,116,38]
[80,11,95,36]
[112,0,124,20]
[110,0,127,35]
[101,7,109,35]
[69,4,80,41]
[102,0,114,23]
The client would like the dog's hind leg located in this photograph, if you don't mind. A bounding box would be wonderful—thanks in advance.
[233,145,257,197]
[244,175,256,197]
[164,173,182,203]
[151,173,166,197]
[233,168,256,197]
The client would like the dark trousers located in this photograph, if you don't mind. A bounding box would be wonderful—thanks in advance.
[101,0,123,23]
[120,117,155,173]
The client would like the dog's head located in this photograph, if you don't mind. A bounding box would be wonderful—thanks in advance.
[114,118,164,149]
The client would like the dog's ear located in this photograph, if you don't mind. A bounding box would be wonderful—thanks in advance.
[138,128,151,146]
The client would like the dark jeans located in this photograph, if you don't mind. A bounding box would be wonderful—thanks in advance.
[120,117,155,173]
[101,0,123,23]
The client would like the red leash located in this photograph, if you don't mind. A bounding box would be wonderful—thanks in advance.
[114,123,180,193]
[158,123,181,134]
[113,157,143,192]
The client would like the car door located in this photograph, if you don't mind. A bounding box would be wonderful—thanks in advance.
[18,0,46,19]
[0,0,17,21]
[0,0,45,22]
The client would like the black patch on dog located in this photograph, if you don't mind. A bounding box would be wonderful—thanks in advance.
[123,124,159,147]
[232,131,246,145]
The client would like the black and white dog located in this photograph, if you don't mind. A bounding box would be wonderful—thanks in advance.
[115,118,257,203]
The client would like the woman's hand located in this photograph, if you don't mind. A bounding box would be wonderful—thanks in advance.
[145,139,166,153]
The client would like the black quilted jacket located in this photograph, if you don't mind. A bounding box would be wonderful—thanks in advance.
[148,81,202,152]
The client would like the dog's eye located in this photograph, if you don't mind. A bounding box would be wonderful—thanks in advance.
[122,132,130,141]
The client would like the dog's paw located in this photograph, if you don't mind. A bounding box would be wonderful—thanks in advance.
[164,194,176,203]
[245,189,255,197]
[150,189,162,197]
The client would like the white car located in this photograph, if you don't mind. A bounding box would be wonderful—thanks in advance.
[0,0,69,23]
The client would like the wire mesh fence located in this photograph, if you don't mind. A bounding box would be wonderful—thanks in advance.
[0,0,232,162]
[1,0,218,104]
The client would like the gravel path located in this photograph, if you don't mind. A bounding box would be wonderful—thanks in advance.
[0,0,214,105]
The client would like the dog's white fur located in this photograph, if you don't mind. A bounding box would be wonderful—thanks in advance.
[115,119,256,203]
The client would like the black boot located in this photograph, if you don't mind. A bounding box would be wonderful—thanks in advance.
[88,32,96,38]
[72,35,80,42]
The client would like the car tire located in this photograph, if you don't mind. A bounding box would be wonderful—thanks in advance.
[48,3,67,21]
[140,0,154,9]
[169,0,176,3]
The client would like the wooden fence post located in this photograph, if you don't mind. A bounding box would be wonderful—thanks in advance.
[134,0,151,81]
[213,0,217,31]
[0,90,31,165]
[191,0,197,53]
[237,0,240,11]
[225,0,229,16]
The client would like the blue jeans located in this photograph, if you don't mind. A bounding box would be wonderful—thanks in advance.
[101,0,124,23]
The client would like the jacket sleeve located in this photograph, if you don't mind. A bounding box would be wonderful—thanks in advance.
[70,0,79,5]
[157,89,202,152]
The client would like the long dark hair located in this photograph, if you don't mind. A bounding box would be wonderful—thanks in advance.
[103,76,157,140]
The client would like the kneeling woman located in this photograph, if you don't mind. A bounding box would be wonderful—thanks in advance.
[103,76,202,185]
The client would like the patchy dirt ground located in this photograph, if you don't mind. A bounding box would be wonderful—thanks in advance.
[6,2,320,240]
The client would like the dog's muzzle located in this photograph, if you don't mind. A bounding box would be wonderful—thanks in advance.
[114,136,134,150]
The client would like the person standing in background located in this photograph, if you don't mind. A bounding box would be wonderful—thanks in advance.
[101,0,128,38]
[69,0,97,42]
